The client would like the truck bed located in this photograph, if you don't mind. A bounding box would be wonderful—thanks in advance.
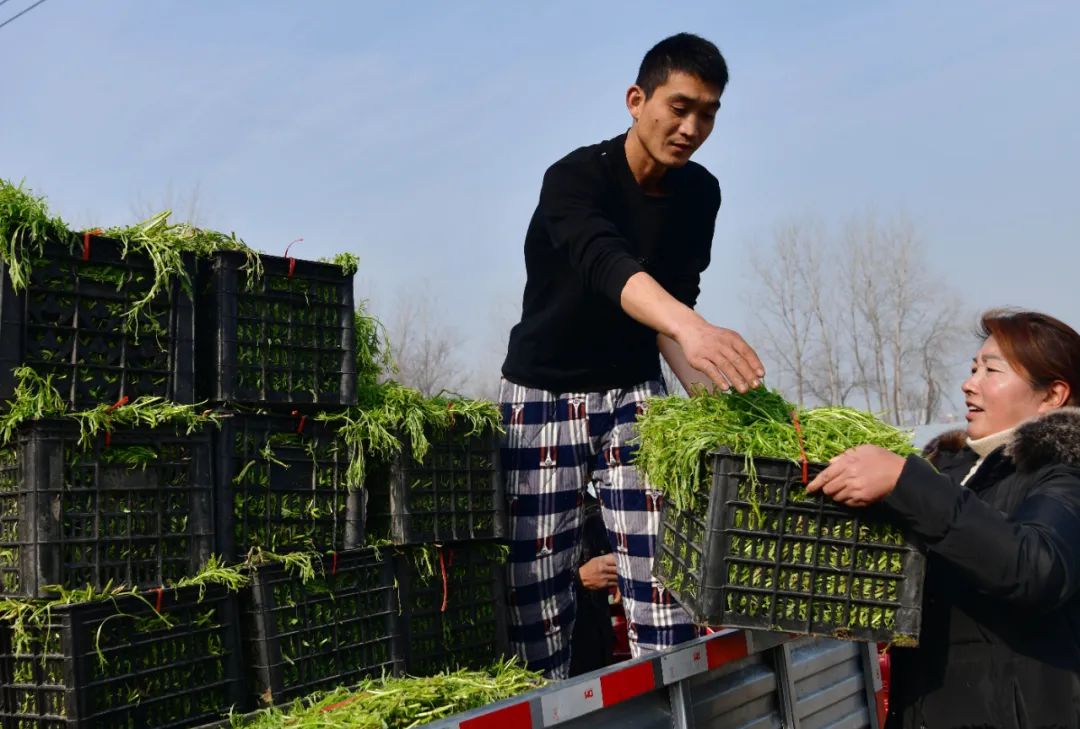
[421,629,884,729]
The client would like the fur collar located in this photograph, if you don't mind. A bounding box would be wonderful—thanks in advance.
[921,408,1080,473]
[1006,407,1080,473]
[921,429,968,463]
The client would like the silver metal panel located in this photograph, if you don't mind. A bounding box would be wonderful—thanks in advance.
[552,691,673,729]
[670,680,696,729]
[689,652,784,729]
[800,700,871,729]
[787,638,872,729]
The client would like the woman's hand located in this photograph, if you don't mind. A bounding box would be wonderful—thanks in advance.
[806,445,906,507]
[578,554,619,591]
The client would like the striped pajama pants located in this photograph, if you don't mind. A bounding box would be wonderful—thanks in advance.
[499,377,699,679]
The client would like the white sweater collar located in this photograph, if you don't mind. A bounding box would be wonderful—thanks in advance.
[966,427,1017,458]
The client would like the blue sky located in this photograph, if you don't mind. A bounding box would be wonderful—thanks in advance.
[4,1,1078,407]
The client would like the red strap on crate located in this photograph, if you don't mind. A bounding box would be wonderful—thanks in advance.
[460,701,532,729]
[82,229,102,261]
[154,586,164,613]
[103,396,130,449]
[599,661,655,706]
[320,695,362,713]
[283,237,303,279]
[291,409,307,434]
[330,551,338,576]
[706,631,749,670]
[790,410,809,485]
[439,547,449,613]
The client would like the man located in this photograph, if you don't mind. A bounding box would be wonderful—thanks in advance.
[499,32,764,678]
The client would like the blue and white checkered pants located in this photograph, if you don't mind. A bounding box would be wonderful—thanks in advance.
[499,377,700,678]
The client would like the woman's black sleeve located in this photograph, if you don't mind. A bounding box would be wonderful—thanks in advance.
[884,456,1080,610]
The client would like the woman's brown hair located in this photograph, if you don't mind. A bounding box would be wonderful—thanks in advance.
[980,309,1080,406]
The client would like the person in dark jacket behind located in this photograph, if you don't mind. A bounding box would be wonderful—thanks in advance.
[569,491,618,676]
[807,309,1080,729]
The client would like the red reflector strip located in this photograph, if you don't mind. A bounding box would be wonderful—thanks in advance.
[600,661,655,706]
[460,701,532,729]
[706,632,749,670]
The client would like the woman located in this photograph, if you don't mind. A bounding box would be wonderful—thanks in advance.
[807,310,1080,729]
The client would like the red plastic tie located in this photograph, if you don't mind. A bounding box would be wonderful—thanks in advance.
[154,586,164,613]
[330,551,338,576]
[291,409,306,434]
[283,237,303,279]
[791,410,809,485]
[320,695,361,713]
[82,229,102,261]
[103,396,129,449]
[439,547,449,613]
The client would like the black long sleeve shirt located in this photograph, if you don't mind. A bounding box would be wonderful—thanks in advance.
[501,133,720,393]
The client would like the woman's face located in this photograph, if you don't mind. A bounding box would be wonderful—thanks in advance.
[963,335,1050,439]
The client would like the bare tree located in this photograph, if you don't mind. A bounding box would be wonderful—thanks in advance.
[460,288,522,401]
[748,217,856,407]
[746,212,967,426]
[747,219,821,405]
[384,286,467,397]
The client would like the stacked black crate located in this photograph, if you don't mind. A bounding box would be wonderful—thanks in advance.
[365,424,511,676]
[0,230,247,728]
[195,250,401,709]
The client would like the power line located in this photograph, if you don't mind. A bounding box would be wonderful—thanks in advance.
[0,0,49,32]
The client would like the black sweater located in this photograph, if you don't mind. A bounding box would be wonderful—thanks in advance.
[501,133,720,393]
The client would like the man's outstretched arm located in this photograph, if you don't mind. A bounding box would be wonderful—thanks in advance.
[622,271,763,392]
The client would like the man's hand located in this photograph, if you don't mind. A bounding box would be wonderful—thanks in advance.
[673,319,763,393]
[578,554,619,591]
[806,445,906,507]
[620,272,764,392]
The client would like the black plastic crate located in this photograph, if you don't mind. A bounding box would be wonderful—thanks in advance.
[196,251,356,409]
[242,548,401,707]
[215,412,363,561]
[653,450,925,646]
[395,543,509,676]
[0,419,214,599]
[0,232,194,412]
[366,427,504,545]
[0,584,245,728]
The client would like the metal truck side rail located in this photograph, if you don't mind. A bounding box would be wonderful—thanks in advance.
[422,629,884,729]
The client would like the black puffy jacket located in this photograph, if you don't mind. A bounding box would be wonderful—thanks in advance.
[885,408,1080,729]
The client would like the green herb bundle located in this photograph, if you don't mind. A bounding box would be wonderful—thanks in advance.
[230,660,545,729]
[635,388,916,514]
[318,381,502,488]
[0,366,221,449]
[0,179,70,291]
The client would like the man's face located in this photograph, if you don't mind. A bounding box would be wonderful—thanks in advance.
[627,71,722,168]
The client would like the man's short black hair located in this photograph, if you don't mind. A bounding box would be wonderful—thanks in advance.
[636,33,728,98]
